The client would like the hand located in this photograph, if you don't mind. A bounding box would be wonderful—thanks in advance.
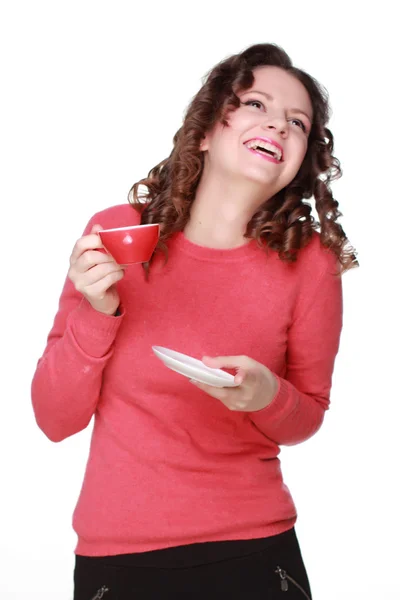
[190,355,279,412]
[68,224,124,315]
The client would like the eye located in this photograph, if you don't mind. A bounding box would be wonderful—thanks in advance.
[290,118,306,132]
[243,99,265,110]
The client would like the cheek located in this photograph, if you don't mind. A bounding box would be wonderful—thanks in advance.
[300,137,309,157]
[291,138,308,168]
[229,111,256,134]
[281,141,308,183]
[208,128,239,158]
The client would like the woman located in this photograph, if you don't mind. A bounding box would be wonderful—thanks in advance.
[32,43,357,599]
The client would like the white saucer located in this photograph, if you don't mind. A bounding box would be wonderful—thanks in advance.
[152,346,239,388]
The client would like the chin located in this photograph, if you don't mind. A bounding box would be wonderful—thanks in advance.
[244,171,282,187]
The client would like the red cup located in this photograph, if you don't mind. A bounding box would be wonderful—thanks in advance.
[98,224,160,265]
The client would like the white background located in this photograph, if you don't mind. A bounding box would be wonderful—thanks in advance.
[1,1,399,598]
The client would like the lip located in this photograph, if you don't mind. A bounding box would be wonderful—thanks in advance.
[243,136,284,162]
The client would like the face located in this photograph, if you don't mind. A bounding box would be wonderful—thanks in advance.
[200,66,313,196]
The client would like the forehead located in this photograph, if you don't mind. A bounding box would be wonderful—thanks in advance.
[244,66,313,116]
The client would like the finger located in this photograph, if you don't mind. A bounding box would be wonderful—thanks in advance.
[75,249,117,273]
[90,224,104,234]
[79,262,124,288]
[202,355,251,370]
[84,269,125,298]
[234,368,247,386]
[189,379,230,400]
[190,380,248,411]
[70,231,104,264]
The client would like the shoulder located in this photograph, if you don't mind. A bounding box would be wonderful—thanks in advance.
[296,231,340,279]
[89,203,142,229]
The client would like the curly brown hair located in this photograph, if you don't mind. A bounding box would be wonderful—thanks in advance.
[129,43,358,273]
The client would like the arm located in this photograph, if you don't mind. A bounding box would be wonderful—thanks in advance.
[249,251,343,445]
[31,217,124,442]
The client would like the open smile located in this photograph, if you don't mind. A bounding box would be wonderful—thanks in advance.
[243,137,284,163]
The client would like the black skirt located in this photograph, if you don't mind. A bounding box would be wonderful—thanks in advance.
[73,528,312,599]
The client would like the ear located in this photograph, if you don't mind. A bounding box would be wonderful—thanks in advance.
[200,134,209,152]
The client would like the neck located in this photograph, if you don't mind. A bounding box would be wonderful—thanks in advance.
[184,170,270,249]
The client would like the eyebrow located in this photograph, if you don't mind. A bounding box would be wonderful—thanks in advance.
[243,90,312,123]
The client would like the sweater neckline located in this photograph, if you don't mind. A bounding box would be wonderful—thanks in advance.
[170,231,262,263]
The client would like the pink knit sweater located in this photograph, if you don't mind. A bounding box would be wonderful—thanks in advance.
[31,203,343,556]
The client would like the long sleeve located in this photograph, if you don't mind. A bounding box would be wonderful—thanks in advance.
[249,249,343,446]
[31,216,124,442]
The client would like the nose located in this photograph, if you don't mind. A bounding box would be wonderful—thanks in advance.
[261,113,288,137]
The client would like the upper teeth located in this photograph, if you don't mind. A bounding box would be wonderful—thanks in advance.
[245,139,282,161]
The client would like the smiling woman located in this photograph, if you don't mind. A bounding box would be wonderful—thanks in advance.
[131,43,357,272]
[193,67,313,221]
[31,42,357,600]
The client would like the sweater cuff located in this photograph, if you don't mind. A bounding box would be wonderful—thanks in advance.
[68,298,125,358]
